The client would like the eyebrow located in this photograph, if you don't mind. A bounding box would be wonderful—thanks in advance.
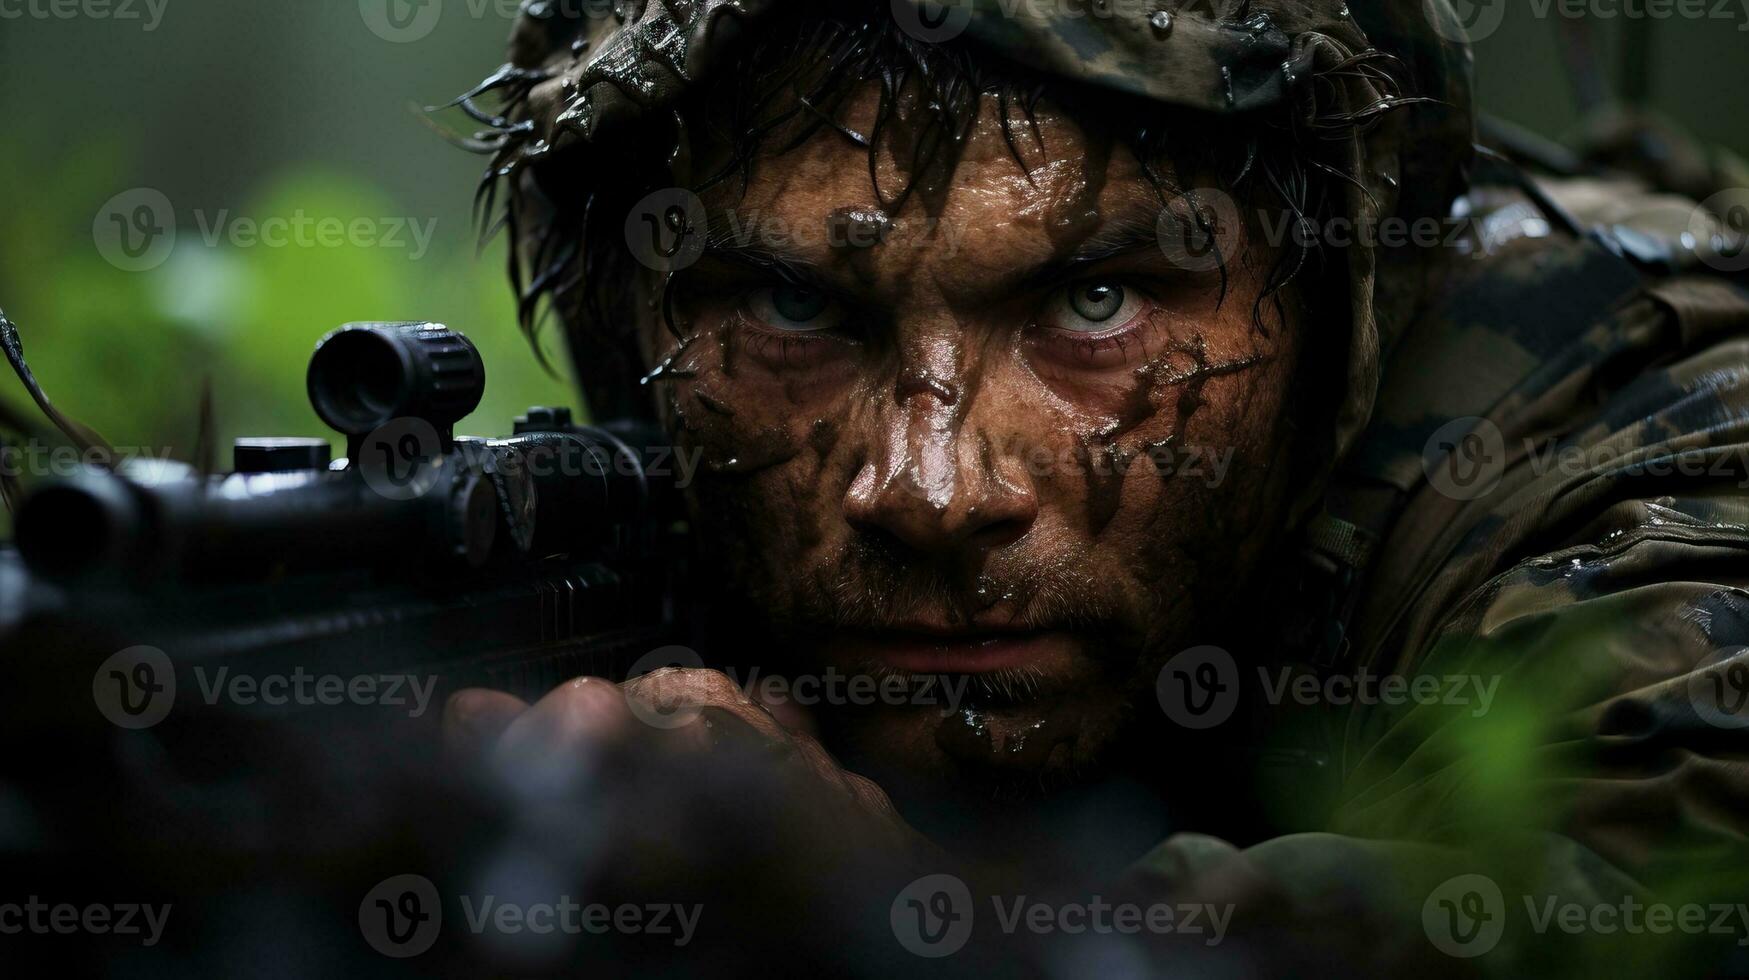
[691,200,1181,298]
[1025,205,1174,286]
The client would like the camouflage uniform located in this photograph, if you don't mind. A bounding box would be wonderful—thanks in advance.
[492,1,1749,971]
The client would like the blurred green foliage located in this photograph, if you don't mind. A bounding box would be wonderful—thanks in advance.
[0,140,573,463]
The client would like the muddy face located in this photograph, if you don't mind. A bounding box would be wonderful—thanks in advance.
[637,86,1311,792]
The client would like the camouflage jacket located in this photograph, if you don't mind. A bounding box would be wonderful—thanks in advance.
[1129,163,1749,976]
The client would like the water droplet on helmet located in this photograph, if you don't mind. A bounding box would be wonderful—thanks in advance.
[1149,9,1173,35]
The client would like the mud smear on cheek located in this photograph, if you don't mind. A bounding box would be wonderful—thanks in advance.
[640,330,703,387]
[1070,334,1269,534]
[645,329,806,475]
[695,389,735,416]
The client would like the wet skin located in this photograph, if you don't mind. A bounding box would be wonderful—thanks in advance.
[447,86,1312,833]
[642,86,1308,792]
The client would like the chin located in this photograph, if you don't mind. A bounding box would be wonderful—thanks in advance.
[814,667,1139,803]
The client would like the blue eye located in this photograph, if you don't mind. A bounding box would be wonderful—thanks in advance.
[772,286,829,322]
[1039,280,1143,334]
[1069,283,1125,322]
[747,285,844,333]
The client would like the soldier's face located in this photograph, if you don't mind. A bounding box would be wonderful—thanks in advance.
[641,87,1309,788]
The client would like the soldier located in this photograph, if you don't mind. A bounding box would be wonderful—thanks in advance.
[443,1,1749,971]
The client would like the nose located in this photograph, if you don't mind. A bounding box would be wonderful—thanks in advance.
[843,384,1039,555]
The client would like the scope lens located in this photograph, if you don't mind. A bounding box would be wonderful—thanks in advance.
[16,482,117,577]
[308,330,410,434]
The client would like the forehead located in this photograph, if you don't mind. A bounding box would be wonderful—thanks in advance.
[697,83,1165,285]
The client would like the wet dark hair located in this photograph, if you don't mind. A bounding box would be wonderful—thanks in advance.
[471,2,1395,421]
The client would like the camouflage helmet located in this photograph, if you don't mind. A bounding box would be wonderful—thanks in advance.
[482,0,1477,460]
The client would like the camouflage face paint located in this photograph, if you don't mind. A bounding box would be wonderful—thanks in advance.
[632,86,1308,787]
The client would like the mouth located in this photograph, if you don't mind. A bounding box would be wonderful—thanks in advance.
[826,625,1082,675]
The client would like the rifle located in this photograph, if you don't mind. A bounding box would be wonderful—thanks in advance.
[0,319,691,734]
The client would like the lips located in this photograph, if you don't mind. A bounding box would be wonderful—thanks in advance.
[827,625,1079,674]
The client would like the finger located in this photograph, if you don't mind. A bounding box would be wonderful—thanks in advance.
[623,668,786,741]
[778,726,859,794]
[442,688,529,764]
[494,676,634,775]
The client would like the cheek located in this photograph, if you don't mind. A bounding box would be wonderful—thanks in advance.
[647,318,867,476]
